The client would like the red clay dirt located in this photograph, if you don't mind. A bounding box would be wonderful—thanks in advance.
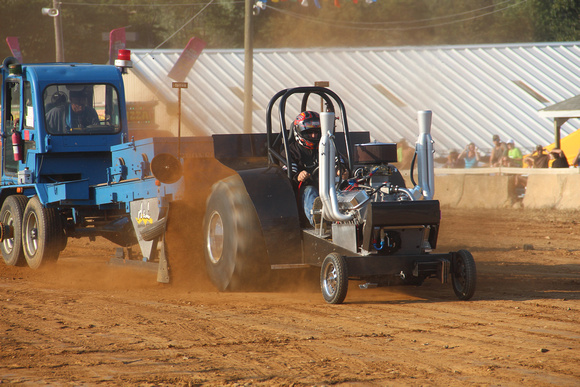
[1,207,579,386]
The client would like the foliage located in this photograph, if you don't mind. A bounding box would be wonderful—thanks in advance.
[1,0,580,63]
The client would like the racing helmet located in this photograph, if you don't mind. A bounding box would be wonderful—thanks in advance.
[292,111,321,150]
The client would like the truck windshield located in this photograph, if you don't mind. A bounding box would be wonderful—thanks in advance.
[44,84,121,135]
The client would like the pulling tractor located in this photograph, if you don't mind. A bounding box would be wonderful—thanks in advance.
[202,87,476,303]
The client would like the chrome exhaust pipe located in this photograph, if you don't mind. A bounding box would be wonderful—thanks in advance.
[319,111,353,222]
[416,110,435,200]
[410,110,435,200]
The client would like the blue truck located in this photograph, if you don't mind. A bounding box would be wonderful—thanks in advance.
[0,55,476,303]
[0,55,196,282]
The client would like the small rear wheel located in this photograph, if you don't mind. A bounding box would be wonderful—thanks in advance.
[22,197,63,269]
[0,195,28,266]
[320,253,348,304]
[452,249,476,300]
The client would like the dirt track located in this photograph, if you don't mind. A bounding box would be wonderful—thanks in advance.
[1,208,579,386]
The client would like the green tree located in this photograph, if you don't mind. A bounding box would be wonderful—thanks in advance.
[529,0,580,41]
[2,0,580,64]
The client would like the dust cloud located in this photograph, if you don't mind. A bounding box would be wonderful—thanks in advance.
[164,157,235,291]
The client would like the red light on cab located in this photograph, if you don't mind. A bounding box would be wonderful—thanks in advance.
[117,49,131,61]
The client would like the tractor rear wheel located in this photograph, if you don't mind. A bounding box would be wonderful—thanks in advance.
[452,249,477,300]
[320,253,348,304]
[203,175,269,291]
[0,195,28,266]
[22,197,63,269]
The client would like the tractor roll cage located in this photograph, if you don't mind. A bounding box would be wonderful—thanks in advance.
[265,87,354,179]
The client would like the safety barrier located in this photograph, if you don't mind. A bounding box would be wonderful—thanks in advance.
[400,167,580,209]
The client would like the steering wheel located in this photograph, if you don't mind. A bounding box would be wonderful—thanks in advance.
[309,166,319,181]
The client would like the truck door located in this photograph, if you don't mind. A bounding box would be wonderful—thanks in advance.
[21,82,36,160]
[2,80,20,175]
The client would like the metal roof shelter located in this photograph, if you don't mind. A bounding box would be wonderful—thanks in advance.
[128,42,580,157]
[539,94,580,148]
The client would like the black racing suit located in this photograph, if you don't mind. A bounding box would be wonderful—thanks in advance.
[282,141,319,226]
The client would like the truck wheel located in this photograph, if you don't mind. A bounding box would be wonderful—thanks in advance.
[203,175,269,291]
[22,197,62,269]
[452,249,476,300]
[320,253,348,304]
[0,195,28,266]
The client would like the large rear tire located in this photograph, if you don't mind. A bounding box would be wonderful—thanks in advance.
[203,175,269,291]
[452,249,477,300]
[22,197,63,269]
[320,253,348,304]
[0,195,28,266]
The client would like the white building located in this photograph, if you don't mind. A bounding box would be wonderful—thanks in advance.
[123,42,580,157]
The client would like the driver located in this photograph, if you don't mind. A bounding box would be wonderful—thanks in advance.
[68,91,99,129]
[284,111,321,226]
[46,90,99,133]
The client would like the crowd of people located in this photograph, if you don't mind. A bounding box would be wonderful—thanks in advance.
[441,134,579,169]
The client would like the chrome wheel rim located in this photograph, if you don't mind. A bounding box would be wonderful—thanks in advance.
[207,211,224,264]
[24,213,39,257]
[322,262,338,296]
[1,211,15,254]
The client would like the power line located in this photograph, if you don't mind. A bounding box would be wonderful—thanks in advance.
[273,0,518,27]
[135,0,216,63]
[59,0,218,60]
[266,0,528,31]
[60,1,242,6]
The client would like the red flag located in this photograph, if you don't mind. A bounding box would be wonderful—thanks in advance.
[168,37,207,82]
[6,37,23,62]
[108,27,126,65]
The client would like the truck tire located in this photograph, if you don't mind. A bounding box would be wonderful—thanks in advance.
[320,253,348,304]
[22,197,63,269]
[203,175,269,291]
[452,249,476,300]
[0,195,28,266]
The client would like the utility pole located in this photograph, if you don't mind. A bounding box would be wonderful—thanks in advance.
[53,0,65,62]
[243,0,253,133]
[42,0,64,62]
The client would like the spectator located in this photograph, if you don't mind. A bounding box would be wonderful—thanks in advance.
[443,150,464,168]
[503,139,523,167]
[524,145,549,168]
[458,142,480,168]
[550,148,569,168]
[489,134,507,167]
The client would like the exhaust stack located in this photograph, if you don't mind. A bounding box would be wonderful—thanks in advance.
[319,112,353,222]
[413,110,435,200]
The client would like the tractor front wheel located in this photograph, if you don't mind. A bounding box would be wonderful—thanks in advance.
[452,249,476,300]
[320,253,348,304]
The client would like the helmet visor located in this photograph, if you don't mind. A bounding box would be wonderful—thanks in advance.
[302,129,321,141]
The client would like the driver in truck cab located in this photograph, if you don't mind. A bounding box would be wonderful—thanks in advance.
[45,89,99,133]
[283,111,321,227]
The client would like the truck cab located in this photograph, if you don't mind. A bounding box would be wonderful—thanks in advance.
[1,57,127,189]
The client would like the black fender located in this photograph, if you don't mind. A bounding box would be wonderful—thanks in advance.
[236,166,303,266]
